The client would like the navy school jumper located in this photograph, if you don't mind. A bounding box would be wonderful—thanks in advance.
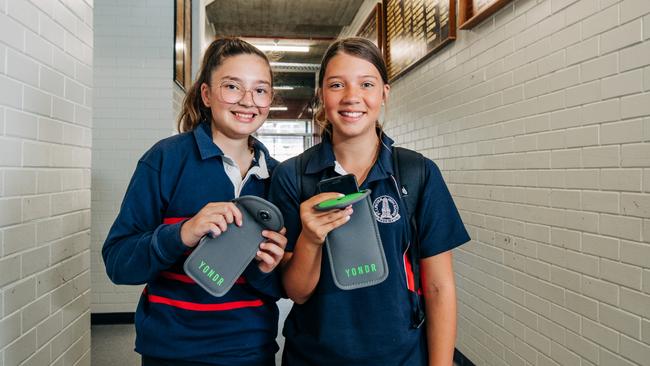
[102,122,282,365]
[268,132,470,366]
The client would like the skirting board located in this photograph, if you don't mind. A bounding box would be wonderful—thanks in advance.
[91,312,476,365]
[91,312,134,325]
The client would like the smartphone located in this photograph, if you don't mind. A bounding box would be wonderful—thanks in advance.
[317,174,359,195]
[314,190,370,211]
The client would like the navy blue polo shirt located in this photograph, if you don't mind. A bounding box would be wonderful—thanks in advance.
[102,121,281,365]
[268,132,470,365]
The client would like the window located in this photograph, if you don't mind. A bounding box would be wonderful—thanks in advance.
[255,120,313,162]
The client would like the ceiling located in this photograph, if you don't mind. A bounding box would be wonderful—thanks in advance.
[205,0,365,39]
[204,0,366,120]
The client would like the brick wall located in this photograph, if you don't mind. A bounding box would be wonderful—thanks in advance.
[383,0,650,365]
[0,0,93,365]
[92,1,176,313]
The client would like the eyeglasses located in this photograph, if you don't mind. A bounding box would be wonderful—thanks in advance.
[217,80,273,108]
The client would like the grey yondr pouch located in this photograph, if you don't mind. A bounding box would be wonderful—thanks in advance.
[183,196,284,297]
[324,189,389,290]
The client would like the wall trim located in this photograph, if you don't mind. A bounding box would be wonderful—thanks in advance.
[454,348,476,366]
[91,312,135,325]
[91,312,475,365]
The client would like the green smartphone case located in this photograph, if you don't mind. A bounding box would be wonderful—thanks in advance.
[324,189,389,290]
[183,196,284,297]
[314,190,369,211]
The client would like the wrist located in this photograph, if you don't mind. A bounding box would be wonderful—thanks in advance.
[179,220,198,247]
[153,221,191,264]
[297,232,324,251]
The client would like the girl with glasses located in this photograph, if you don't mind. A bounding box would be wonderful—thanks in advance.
[269,38,470,365]
[103,38,287,366]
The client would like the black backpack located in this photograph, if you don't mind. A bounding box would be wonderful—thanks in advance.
[295,145,426,328]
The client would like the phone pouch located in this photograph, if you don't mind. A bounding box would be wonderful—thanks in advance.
[325,189,389,290]
[183,196,284,297]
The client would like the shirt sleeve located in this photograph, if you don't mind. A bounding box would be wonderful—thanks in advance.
[416,159,470,258]
[242,262,285,299]
[267,159,302,252]
[102,158,189,285]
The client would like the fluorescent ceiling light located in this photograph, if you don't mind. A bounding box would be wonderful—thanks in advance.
[270,106,288,111]
[270,62,320,68]
[273,86,295,90]
[254,44,309,52]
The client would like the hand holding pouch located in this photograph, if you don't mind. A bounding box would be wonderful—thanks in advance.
[183,196,284,297]
[323,189,389,290]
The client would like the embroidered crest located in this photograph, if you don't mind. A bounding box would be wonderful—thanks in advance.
[372,195,401,223]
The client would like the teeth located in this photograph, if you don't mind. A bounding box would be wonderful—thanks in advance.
[341,111,363,118]
[234,112,254,119]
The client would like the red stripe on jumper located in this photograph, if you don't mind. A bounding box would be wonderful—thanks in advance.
[159,271,247,285]
[404,253,415,292]
[403,253,422,295]
[147,293,264,312]
[163,217,189,225]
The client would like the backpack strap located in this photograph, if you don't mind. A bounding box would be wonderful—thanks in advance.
[295,144,322,202]
[392,146,426,328]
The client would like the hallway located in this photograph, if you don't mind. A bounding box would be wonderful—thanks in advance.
[1,0,650,365]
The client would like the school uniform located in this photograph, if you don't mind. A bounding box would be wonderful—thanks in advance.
[103,121,281,366]
[268,132,470,366]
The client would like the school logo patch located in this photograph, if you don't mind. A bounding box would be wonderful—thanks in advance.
[373,195,401,224]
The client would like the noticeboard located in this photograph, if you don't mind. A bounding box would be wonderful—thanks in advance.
[174,0,192,91]
[383,0,456,81]
[459,0,514,29]
[356,3,383,52]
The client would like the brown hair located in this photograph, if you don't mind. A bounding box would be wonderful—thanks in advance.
[313,37,389,132]
[177,37,272,133]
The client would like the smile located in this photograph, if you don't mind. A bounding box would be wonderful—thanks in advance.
[232,111,256,120]
[339,111,364,118]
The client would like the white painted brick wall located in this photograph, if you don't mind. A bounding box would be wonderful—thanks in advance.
[0,1,92,365]
[379,0,650,364]
[92,0,175,313]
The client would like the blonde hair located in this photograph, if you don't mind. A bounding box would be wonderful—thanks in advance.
[177,38,272,133]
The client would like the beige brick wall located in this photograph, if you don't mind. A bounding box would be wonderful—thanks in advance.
[381,0,650,364]
[0,0,93,365]
[92,1,176,313]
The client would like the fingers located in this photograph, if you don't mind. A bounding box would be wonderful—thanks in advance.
[302,205,353,243]
[255,227,288,273]
[261,229,288,249]
[208,213,228,232]
[222,210,234,225]
[208,203,243,225]
[324,214,352,232]
[229,204,243,227]
[317,205,352,220]
[208,223,222,238]
[181,202,247,246]
[255,250,276,272]
[259,242,285,258]
[306,206,353,226]
[196,203,243,235]
[221,203,243,226]
[256,242,286,273]
[302,192,344,209]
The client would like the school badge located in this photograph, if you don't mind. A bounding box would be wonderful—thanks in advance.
[372,195,400,224]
